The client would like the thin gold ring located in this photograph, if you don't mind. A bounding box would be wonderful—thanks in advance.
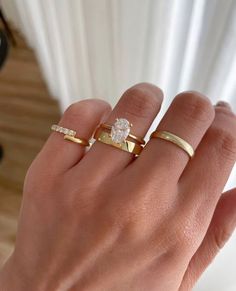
[150,130,194,158]
[101,123,145,145]
[64,135,90,146]
[51,124,89,147]
[94,128,143,156]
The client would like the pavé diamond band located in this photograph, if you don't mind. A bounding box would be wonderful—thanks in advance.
[93,118,144,155]
[150,130,194,158]
[51,124,90,147]
[51,124,76,137]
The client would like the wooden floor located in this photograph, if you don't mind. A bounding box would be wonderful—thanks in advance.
[0,29,61,266]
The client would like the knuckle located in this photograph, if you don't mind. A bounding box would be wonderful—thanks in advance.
[64,101,88,119]
[174,91,214,124]
[110,203,138,230]
[105,197,148,240]
[121,83,162,119]
[209,126,236,161]
[165,215,198,255]
[215,105,235,119]
[64,99,108,122]
[213,226,232,250]
[220,133,236,161]
[102,207,131,236]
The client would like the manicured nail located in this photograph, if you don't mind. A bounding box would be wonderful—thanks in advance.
[215,101,232,110]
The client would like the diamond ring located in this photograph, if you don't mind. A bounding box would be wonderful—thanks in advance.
[93,118,144,155]
[101,119,145,145]
[51,124,90,146]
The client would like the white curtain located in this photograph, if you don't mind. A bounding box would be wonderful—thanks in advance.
[2,1,236,290]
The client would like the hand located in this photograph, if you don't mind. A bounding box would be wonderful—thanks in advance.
[1,83,236,291]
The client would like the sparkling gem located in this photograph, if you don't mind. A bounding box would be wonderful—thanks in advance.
[111,118,131,144]
[69,130,75,136]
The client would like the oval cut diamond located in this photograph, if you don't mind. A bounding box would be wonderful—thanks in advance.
[111,118,131,144]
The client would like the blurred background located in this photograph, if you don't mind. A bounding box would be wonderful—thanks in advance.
[0,0,236,290]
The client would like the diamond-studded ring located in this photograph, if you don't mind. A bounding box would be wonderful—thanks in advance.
[51,124,90,147]
[93,118,144,155]
[100,123,145,145]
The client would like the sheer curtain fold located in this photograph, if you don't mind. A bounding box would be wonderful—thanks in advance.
[1,1,236,290]
[3,0,236,108]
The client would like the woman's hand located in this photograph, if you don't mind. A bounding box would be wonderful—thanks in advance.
[1,83,236,291]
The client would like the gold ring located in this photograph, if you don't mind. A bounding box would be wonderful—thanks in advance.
[100,123,145,145]
[150,131,194,158]
[64,135,90,146]
[51,124,89,147]
[94,129,143,155]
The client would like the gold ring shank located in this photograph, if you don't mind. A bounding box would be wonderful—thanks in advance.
[150,131,194,158]
[100,123,145,145]
[94,129,143,155]
[64,135,90,146]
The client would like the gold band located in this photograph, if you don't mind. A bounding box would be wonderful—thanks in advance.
[150,131,194,158]
[64,135,90,146]
[51,124,89,147]
[100,123,145,145]
[94,128,143,155]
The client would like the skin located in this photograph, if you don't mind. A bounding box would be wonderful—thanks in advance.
[0,83,236,291]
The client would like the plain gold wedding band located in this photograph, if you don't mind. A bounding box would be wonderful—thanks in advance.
[64,135,90,146]
[150,131,194,158]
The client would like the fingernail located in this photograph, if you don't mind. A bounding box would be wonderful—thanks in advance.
[215,101,232,110]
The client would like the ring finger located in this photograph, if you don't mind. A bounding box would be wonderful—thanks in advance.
[137,91,215,183]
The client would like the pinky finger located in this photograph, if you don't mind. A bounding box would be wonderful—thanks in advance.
[179,188,236,291]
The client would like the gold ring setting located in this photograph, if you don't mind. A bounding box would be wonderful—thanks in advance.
[150,130,194,158]
[51,122,194,158]
[93,118,144,155]
[100,123,145,145]
[51,124,90,147]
